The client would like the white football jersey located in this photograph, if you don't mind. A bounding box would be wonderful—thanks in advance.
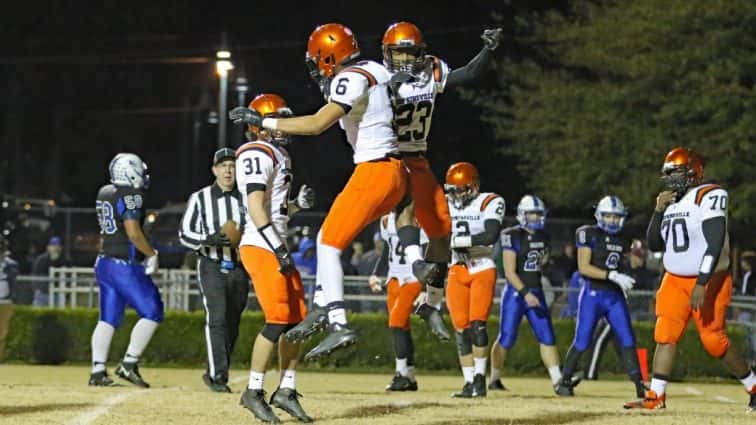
[391,56,451,153]
[379,212,429,284]
[235,141,293,251]
[449,192,506,273]
[661,183,730,276]
[328,60,399,164]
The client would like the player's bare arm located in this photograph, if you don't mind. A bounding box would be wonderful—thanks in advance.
[576,246,608,280]
[123,219,157,257]
[230,102,345,137]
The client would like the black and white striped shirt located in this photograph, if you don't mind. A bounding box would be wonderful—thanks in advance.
[179,183,246,263]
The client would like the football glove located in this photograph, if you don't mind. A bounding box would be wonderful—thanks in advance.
[273,245,296,275]
[229,107,262,127]
[608,270,635,292]
[481,28,503,51]
[203,231,231,247]
[144,252,159,275]
[296,185,315,210]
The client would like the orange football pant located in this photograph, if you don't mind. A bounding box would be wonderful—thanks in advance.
[240,245,307,325]
[386,278,422,330]
[446,265,497,330]
[320,157,407,250]
[403,156,451,239]
[654,271,732,357]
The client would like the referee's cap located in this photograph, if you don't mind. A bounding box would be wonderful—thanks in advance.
[213,148,236,165]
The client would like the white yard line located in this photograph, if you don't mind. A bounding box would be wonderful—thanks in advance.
[684,386,704,396]
[713,395,736,404]
[64,392,134,425]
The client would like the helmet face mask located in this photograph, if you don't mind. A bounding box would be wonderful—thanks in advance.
[445,184,478,209]
[385,45,427,74]
[660,147,704,194]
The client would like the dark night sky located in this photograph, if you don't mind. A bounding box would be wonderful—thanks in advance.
[0,1,531,211]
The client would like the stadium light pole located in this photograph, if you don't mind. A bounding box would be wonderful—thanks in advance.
[215,46,234,149]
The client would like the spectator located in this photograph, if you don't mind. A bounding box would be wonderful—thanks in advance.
[0,235,18,361]
[737,251,755,324]
[31,236,69,307]
[626,239,659,321]
[351,241,365,270]
[292,237,317,276]
[358,232,387,276]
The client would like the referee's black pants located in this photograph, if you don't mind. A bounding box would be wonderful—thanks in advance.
[197,257,249,384]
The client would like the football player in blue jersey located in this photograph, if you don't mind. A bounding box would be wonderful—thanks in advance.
[88,153,163,388]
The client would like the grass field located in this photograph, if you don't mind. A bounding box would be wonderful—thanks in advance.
[0,364,752,424]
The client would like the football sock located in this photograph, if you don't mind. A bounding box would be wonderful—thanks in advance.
[407,366,416,381]
[92,362,106,374]
[312,285,325,308]
[327,303,347,326]
[548,365,562,385]
[426,286,444,309]
[738,370,756,392]
[91,321,115,373]
[248,371,265,390]
[473,357,487,376]
[650,374,668,396]
[317,242,344,306]
[395,358,409,377]
[462,366,474,383]
[125,318,159,362]
[280,369,296,390]
[561,346,582,378]
[490,367,502,382]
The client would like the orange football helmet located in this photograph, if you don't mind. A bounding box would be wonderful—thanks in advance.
[382,21,427,73]
[661,147,704,192]
[246,93,293,145]
[306,23,360,80]
[445,162,480,208]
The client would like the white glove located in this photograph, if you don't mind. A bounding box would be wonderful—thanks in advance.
[608,270,635,292]
[296,185,315,209]
[144,252,159,275]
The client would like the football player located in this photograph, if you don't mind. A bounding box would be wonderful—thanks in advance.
[89,153,162,388]
[490,195,564,392]
[230,23,407,361]
[625,147,756,412]
[381,22,503,341]
[555,196,645,398]
[367,212,428,391]
[444,162,505,398]
[236,94,313,423]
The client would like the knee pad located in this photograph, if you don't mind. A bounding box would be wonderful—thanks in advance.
[261,323,288,343]
[700,330,730,358]
[455,328,473,356]
[470,320,488,347]
[654,316,686,345]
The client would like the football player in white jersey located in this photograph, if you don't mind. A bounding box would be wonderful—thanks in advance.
[625,147,756,412]
[443,162,505,398]
[367,212,429,391]
[380,22,503,342]
[230,23,408,361]
[236,94,314,423]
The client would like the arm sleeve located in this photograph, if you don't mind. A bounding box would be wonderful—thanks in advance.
[471,219,502,246]
[646,211,665,252]
[328,71,370,112]
[445,47,493,88]
[178,192,205,250]
[237,149,275,195]
[696,189,728,286]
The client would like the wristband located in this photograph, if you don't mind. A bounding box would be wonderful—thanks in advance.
[517,287,530,297]
[262,118,278,131]
[452,235,472,249]
[258,223,283,251]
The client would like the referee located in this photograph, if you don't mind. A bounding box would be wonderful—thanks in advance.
[179,148,249,393]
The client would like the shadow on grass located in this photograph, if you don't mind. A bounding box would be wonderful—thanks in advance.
[331,401,449,420]
[0,403,92,416]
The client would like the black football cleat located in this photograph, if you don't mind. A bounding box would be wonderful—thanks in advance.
[412,260,442,286]
[385,374,418,392]
[241,388,280,423]
[554,378,574,397]
[115,362,149,388]
[416,304,450,342]
[452,381,475,398]
[303,323,358,361]
[285,306,327,343]
[270,387,313,423]
[202,373,232,393]
[472,374,487,397]
[747,386,755,413]
[88,371,118,387]
[488,378,507,391]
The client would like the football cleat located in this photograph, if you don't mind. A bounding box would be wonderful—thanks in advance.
[554,378,574,397]
[415,304,450,342]
[115,362,149,388]
[623,390,666,410]
[635,382,649,399]
[472,374,487,397]
[88,371,118,387]
[202,373,232,393]
[270,387,313,423]
[241,388,280,423]
[747,385,755,413]
[488,379,507,391]
[412,260,443,286]
[285,306,327,343]
[452,381,475,398]
[303,323,358,361]
[385,374,418,392]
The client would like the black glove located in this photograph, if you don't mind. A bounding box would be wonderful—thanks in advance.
[229,107,263,127]
[481,28,503,51]
[389,71,414,95]
[204,231,231,247]
[273,245,296,275]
